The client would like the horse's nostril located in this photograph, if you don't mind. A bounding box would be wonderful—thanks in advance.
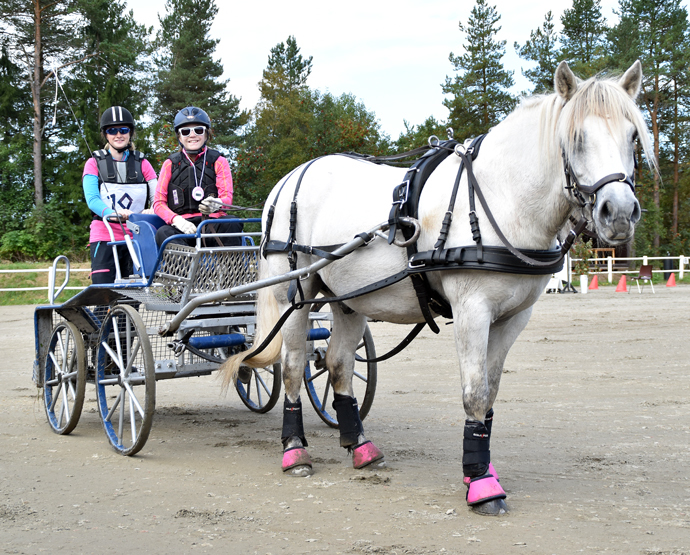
[599,200,614,223]
[631,201,641,224]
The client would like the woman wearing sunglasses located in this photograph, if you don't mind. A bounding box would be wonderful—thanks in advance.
[152,106,242,246]
[82,106,158,283]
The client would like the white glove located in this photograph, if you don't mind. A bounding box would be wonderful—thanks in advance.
[172,215,197,235]
[199,196,224,215]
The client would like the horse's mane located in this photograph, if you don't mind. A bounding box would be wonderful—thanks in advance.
[514,74,654,177]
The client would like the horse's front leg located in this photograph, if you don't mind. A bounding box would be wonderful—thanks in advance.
[327,304,385,469]
[452,301,512,515]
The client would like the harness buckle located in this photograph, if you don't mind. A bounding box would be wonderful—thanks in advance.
[394,180,410,205]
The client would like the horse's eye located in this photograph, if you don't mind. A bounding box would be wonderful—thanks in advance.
[632,130,639,142]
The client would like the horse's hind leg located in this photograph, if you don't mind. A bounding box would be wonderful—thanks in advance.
[327,303,385,469]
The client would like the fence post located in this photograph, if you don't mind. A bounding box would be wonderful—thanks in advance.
[681,256,685,280]
[643,255,648,266]
[607,257,613,283]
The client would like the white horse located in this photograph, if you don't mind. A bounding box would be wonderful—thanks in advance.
[221,61,652,515]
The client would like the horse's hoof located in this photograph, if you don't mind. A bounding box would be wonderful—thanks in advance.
[471,498,509,516]
[285,464,314,477]
[282,447,313,476]
[466,473,506,506]
[352,440,384,469]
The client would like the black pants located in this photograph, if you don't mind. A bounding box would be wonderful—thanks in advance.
[155,216,244,247]
[90,241,133,284]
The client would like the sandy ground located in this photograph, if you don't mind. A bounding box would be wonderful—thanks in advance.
[2,284,689,554]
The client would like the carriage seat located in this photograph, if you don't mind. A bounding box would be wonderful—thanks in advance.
[127,213,165,280]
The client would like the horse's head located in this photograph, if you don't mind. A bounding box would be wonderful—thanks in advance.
[555,60,651,245]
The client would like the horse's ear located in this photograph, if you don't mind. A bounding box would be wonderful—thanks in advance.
[554,61,578,101]
[618,60,643,98]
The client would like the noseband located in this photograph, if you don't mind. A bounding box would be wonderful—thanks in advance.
[562,150,636,208]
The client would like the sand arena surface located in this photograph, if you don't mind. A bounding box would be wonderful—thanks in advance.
[1,285,689,554]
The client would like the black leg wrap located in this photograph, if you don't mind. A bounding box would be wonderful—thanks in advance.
[332,393,363,447]
[463,420,491,478]
[281,396,308,448]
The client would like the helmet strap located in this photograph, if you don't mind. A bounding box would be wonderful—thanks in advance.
[113,142,132,154]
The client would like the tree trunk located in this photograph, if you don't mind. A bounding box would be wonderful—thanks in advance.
[671,81,679,238]
[32,0,43,209]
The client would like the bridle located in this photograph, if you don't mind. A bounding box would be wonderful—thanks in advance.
[562,149,636,209]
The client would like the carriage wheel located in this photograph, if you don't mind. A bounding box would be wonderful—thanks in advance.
[95,305,155,456]
[233,324,282,413]
[304,318,377,429]
[43,321,86,435]
[235,362,282,413]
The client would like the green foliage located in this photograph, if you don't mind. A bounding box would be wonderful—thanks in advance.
[395,117,450,152]
[234,37,389,212]
[442,0,516,139]
[571,238,594,275]
[154,0,248,151]
[514,11,560,94]
[560,0,609,77]
[0,205,87,261]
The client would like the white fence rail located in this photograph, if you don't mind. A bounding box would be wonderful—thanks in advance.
[0,266,89,295]
[571,255,688,282]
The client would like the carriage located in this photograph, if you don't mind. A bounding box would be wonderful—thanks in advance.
[32,215,377,456]
[33,60,650,515]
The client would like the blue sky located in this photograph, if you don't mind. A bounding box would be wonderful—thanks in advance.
[125,0,688,138]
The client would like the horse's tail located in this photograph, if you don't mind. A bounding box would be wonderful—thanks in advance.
[219,270,283,394]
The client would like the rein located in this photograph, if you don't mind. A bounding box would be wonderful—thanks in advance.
[247,138,614,365]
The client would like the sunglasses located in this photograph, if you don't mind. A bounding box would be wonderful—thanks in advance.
[105,127,131,136]
[179,126,207,137]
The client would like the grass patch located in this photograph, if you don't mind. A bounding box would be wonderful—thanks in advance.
[0,261,92,306]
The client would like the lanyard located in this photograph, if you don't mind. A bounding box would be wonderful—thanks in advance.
[183,148,207,199]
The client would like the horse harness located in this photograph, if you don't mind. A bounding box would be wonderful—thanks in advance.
[257,136,607,361]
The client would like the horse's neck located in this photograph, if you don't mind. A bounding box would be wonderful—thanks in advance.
[470,108,573,248]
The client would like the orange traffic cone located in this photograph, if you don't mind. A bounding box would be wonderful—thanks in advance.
[615,275,628,292]
[588,275,599,290]
[667,273,676,287]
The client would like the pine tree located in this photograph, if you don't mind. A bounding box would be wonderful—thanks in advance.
[48,0,153,231]
[442,0,515,139]
[0,41,33,235]
[610,0,690,250]
[154,0,247,154]
[514,11,560,94]
[560,0,609,77]
[0,0,81,208]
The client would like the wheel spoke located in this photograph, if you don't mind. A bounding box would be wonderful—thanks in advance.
[320,379,331,412]
[123,381,145,418]
[106,388,123,422]
[57,395,66,427]
[50,381,62,412]
[129,392,138,445]
[253,372,263,407]
[112,315,125,372]
[118,388,125,440]
[124,339,141,376]
[353,370,367,382]
[101,341,124,373]
[255,371,272,396]
[306,367,328,382]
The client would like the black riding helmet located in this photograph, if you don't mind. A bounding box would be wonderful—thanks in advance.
[174,106,211,155]
[100,106,135,153]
